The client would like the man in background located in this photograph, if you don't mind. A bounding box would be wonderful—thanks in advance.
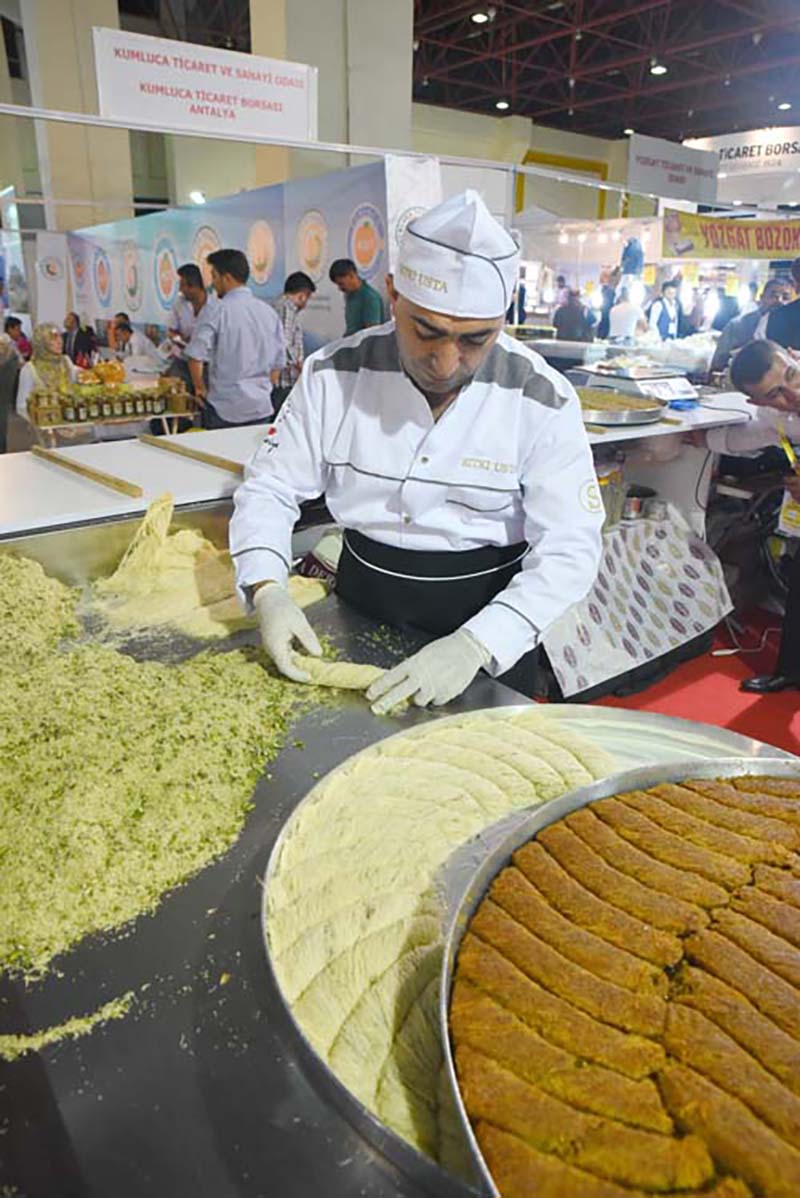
[165,264,217,392]
[711,278,792,373]
[186,248,285,429]
[62,311,95,363]
[116,321,159,360]
[272,271,316,414]
[329,258,383,335]
[107,311,130,352]
[553,289,595,342]
[714,339,800,693]
[608,287,647,342]
[648,279,682,341]
[767,257,800,349]
[4,316,30,361]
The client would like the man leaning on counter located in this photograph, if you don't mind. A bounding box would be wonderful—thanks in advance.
[230,191,603,713]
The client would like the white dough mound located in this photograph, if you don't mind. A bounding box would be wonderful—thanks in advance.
[265,708,614,1171]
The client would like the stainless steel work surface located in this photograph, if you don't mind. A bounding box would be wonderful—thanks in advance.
[1,509,793,1198]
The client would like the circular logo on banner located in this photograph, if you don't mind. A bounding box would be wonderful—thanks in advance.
[394,205,425,253]
[38,255,64,281]
[192,225,221,288]
[347,203,385,279]
[247,219,276,286]
[93,247,112,308]
[122,243,143,312]
[296,209,328,283]
[153,236,179,310]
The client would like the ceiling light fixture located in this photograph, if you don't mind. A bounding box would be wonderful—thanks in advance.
[732,200,743,206]
[778,101,793,111]
[624,127,634,135]
[496,100,510,110]
[189,190,206,205]
[471,10,489,22]
[650,60,668,76]
[558,231,569,245]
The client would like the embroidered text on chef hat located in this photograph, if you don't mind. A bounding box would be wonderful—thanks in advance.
[395,189,519,320]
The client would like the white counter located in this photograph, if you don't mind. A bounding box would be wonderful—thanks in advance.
[0,427,264,538]
[0,395,754,540]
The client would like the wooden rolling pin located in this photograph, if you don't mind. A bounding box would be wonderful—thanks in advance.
[31,445,143,498]
[138,433,244,477]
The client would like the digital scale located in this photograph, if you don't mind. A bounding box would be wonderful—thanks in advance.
[570,364,699,405]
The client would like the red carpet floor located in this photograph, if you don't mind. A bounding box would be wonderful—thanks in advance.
[597,615,800,756]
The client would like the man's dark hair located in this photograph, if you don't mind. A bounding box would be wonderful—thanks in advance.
[114,311,130,322]
[662,279,679,293]
[729,338,778,394]
[207,248,250,284]
[177,263,204,290]
[4,316,21,332]
[116,321,133,336]
[329,258,358,283]
[284,271,316,295]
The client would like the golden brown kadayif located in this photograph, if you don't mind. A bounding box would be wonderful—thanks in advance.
[451,774,800,1198]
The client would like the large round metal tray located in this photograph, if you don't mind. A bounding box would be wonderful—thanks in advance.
[261,710,794,1197]
[438,755,800,1198]
[581,397,668,426]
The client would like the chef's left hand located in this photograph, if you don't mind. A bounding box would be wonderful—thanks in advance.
[366,629,491,715]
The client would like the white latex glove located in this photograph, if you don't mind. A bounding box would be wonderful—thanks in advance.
[253,583,322,683]
[366,628,491,716]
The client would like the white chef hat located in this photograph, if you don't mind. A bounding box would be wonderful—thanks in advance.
[395,189,519,319]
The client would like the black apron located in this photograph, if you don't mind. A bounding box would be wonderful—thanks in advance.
[336,529,541,696]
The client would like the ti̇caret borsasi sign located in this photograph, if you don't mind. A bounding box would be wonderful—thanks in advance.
[686,127,800,176]
[92,27,318,142]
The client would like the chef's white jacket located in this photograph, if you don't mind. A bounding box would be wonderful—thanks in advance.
[230,323,603,675]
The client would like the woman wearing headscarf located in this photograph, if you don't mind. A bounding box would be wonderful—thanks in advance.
[0,333,19,453]
[16,322,77,422]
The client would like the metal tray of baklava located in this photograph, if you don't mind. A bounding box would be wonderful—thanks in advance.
[438,755,800,1197]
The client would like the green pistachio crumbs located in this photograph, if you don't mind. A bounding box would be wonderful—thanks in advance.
[0,554,305,979]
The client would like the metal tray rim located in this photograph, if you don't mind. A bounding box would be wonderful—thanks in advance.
[260,706,793,1194]
[438,755,800,1198]
[581,401,667,426]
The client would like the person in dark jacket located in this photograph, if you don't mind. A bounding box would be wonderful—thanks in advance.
[553,290,595,342]
[710,278,792,372]
[597,268,620,340]
[0,333,18,453]
[767,257,800,349]
[62,311,96,363]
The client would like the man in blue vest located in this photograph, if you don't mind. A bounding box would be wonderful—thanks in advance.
[648,280,682,341]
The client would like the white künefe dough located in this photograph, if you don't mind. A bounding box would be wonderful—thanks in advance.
[265,708,615,1170]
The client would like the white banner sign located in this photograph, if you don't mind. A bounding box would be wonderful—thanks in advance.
[92,27,318,142]
[628,132,718,204]
[35,232,69,324]
[384,155,442,270]
[686,126,800,177]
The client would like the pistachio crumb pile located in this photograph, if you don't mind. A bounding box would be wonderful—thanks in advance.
[0,550,307,979]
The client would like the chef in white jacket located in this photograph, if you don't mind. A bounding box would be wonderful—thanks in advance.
[230,190,603,712]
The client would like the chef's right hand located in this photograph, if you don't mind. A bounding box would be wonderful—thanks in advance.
[253,582,322,682]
